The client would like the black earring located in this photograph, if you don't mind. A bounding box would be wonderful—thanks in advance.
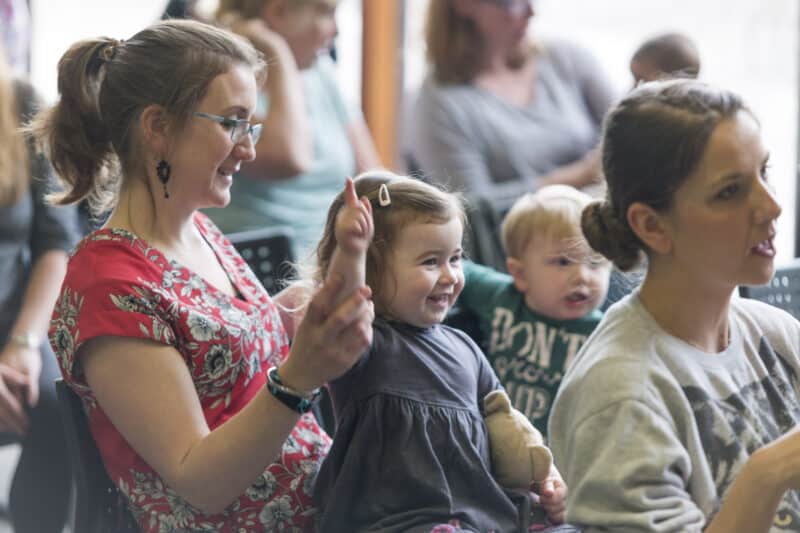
[156,159,171,199]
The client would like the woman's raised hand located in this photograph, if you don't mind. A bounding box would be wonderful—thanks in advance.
[223,15,291,59]
[278,275,374,394]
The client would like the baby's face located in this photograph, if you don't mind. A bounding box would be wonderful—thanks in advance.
[513,236,611,320]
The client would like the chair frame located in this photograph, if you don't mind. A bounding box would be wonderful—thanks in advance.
[55,379,139,532]
[227,226,296,295]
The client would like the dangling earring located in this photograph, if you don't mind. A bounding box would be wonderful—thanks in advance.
[156,159,171,199]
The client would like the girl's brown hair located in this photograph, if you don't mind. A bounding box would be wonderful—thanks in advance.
[582,79,748,271]
[28,19,265,216]
[314,172,465,316]
[0,43,29,206]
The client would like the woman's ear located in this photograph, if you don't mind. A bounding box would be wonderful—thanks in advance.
[139,104,170,156]
[627,202,672,256]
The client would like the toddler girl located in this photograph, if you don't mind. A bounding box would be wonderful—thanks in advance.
[310,172,568,532]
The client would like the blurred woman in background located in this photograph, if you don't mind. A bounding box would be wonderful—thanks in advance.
[411,0,617,209]
[0,43,79,532]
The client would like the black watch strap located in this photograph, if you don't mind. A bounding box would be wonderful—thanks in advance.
[266,366,321,414]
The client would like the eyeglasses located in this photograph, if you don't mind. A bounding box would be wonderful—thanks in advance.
[480,0,533,16]
[193,112,263,145]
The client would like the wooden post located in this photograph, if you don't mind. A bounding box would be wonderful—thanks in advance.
[362,0,403,169]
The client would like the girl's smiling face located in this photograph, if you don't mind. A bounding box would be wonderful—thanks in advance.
[379,217,465,328]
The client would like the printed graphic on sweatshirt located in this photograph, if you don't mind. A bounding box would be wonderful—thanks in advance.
[683,337,800,531]
[487,307,590,430]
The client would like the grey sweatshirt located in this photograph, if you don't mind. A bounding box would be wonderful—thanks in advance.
[549,293,800,532]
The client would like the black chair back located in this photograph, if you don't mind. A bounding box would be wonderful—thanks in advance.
[55,379,139,532]
[740,258,800,318]
[463,195,509,273]
[227,226,296,295]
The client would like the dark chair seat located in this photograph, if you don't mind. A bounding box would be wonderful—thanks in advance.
[227,226,296,296]
[55,379,140,532]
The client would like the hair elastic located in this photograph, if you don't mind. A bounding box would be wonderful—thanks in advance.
[101,39,124,62]
[378,184,391,207]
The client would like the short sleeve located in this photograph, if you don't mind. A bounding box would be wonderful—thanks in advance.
[475,346,501,411]
[459,261,509,312]
[310,56,352,126]
[50,244,175,384]
[446,325,501,411]
[16,80,81,258]
[29,172,81,258]
[551,40,618,127]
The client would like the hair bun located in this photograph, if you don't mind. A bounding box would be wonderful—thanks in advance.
[581,201,642,271]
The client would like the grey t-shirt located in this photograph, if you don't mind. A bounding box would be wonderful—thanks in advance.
[549,293,800,532]
[411,39,617,207]
[0,80,80,338]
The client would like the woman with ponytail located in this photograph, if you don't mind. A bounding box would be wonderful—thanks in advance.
[549,80,800,532]
[34,19,372,532]
[0,42,79,532]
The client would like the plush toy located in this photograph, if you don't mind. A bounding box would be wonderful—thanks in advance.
[484,389,553,488]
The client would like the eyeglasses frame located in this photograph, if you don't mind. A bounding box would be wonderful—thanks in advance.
[192,111,263,145]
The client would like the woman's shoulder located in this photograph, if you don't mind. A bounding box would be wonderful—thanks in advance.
[65,228,159,290]
[416,74,482,108]
[11,77,36,101]
[303,56,346,99]
[539,38,594,61]
[559,296,668,395]
[732,296,800,350]
[538,38,601,77]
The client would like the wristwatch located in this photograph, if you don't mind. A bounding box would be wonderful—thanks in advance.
[266,366,321,414]
[10,332,40,350]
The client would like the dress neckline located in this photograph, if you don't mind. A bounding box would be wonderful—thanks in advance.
[87,213,251,306]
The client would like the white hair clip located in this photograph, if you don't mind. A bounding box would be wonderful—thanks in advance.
[378,183,391,207]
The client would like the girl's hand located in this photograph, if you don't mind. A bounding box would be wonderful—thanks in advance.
[335,177,374,255]
[279,274,374,393]
[532,465,567,524]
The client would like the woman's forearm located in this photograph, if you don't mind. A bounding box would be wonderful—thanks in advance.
[171,387,303,514]
[84,338,306,516]
[538,152,600,190]
[704,445,789,533]
[246,38,312,179]
[10,250,68,342]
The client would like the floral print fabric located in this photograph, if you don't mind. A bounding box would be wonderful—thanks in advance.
[50,212,330,532]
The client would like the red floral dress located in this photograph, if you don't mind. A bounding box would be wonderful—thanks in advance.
[49,212,330,533]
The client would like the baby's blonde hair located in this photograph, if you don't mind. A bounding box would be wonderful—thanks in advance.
[501,185,593,259]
